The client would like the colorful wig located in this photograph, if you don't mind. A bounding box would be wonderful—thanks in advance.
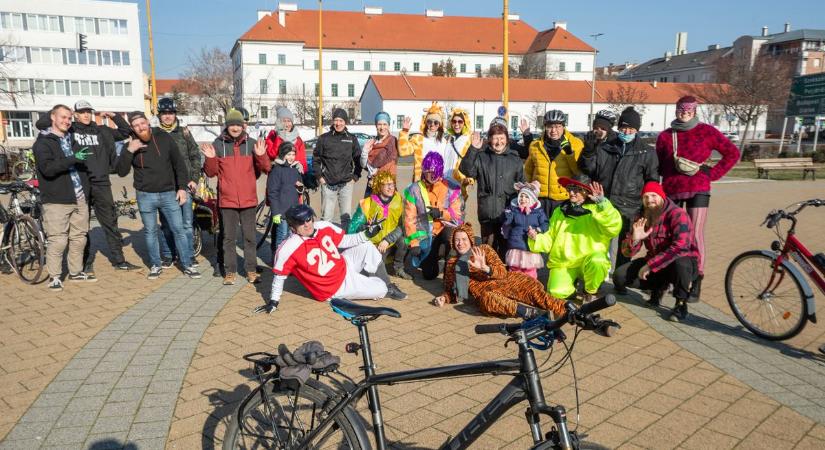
[421,152,444,180]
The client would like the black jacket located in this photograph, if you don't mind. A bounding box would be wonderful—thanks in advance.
[72,115,130,185]
[115,129,187,193]
[312,127,362,185]
[459,144,525,223]
[33,130,91,204]
[266,161,303,216]
[153,124,202,185]
[578,133,659,219]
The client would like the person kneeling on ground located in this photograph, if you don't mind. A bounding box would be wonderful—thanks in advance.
[528,174,622,301]
[255,204,407,314]
[613,181,699,322]
[433,223,566,319]
[348,170,411,280]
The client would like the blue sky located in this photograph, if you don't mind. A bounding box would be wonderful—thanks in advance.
[118,0,825,78]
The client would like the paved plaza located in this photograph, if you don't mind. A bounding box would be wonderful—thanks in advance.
[2,172,825,449]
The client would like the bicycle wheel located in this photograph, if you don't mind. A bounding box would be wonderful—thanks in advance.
[9,216,47,284]
[725,251,808,340]
[12,161,33,181]
[193,222,203,257]
[255,200,273,250]
[223,381,367,450]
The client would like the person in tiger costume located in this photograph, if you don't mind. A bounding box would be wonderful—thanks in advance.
[432,223,567,319]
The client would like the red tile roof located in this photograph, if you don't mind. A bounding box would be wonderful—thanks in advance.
[154,79,198,96]
[526,27,594,53]
[366,75,726,104]
[239,10,588,54]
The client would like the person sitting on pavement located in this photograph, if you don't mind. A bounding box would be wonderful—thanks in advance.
[459,118,525,257]
[348,170,411,280]
[34,104,94,291]
[201,108,271,285]
[528,174,622,301]
[525,109,584,219]
[403,152,463,280]
[255,204,407,314]
[433,223,567,319]
[360,111,400,197]
[613,181,699,322]
[266,141,304,257]
[579,107,659,269]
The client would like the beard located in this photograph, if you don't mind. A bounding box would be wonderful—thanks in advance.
[135,129,152,142]
[643,203,665,227]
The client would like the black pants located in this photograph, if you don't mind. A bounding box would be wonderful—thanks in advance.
[614,214,633,269]
[420,231,449,280]
[480,218,506,260]
[391,234,408,273]
[221,207,257,274]
[613,256,698,301]
[83,183,125,267]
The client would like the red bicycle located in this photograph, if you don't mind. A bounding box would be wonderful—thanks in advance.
[725,199,825,340]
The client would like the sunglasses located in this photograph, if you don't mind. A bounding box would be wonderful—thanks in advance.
[451,119,464,124]
[426,120,441,126]
[566,186,586,194]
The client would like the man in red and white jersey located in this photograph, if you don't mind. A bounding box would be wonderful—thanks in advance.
[254,204,407,313]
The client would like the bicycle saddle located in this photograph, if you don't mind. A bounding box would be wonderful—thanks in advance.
[330,298,401,320]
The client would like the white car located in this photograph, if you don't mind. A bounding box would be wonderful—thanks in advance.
[723,132,740,143]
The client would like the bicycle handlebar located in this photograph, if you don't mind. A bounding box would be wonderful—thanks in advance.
[762,199,825,229]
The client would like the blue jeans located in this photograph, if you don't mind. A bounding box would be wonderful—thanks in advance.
[270,220,290,258]
[137,190,192,268]
[159,192,194,260]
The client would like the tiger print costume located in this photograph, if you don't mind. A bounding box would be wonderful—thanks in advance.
[441,223,566,318]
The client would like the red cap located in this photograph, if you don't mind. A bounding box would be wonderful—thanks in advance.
[641,181,666,200]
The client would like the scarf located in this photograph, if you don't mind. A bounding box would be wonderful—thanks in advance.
[48,129,85,201]
[543,135,564,160]
[454,251,472,302]
[277,124,300,144]
[560,201,590,218]
[670,116,699,132]
[159,120,177,133]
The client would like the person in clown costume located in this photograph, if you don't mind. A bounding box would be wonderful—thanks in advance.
[347,170,411,280]
[398,102,467,189]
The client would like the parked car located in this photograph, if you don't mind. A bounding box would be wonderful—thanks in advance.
[723,132,740,143]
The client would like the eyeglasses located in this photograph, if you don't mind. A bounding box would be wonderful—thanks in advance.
[426,120,441,126]
[451,119,464,124]
[566,186,585,194]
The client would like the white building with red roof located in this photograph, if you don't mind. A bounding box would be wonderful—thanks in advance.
[231,3,596,123]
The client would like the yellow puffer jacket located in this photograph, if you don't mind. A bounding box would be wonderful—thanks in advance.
[524,130,583,200]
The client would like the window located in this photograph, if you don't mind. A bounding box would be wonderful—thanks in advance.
[559,62,566,72]
[99,18,110,34]
[278,54,285,65]
[112,51,121,66]
[347,84,354,97]
[364,61,370,71]
[259,53,266,64]
[279,79,286,94]
[313,59,319,69]
[121,51,129,65]
[331,60,338,70]
[331,83,338,97]
[396,115,404,127]
[315,83,319,95]
[118,19,127,34]
[814,59,821,68]
[81,80,90,96]
[88,50,97,65]
[432,62,438,73]
[0,12,24,30]
[70,80,80,95]
[394,62,400,71]
[379,61,386,71]
[90,81,100,96]
[124,82,132,96]
[101,50,111,65]
[511,116,519,130]
[114,82,123,96]
[259,79,268,94]
[78,50,87,65]
[67,49,77,65]
[489,64,496,72]
[575,62,582,72]
[475,115,484,129]
[460,63,466,73]
[260,106,269,119]
[33,80,44,95]
[347,60,354,71]
[475,64,482,75]
[413,62,420,72]
[348,108,355,121]
[103,81,113,96]
[7,112,33,138]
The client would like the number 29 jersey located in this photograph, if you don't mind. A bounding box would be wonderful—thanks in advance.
[272,221,347,301]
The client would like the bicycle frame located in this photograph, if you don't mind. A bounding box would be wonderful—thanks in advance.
[292,319,570,450]
[767,234,824,323]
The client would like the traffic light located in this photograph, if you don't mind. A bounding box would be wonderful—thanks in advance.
[78,33,87,52]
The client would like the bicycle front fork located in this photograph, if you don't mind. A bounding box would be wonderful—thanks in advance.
[528,405,574,449]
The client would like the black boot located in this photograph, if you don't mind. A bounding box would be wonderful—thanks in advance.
[668,300,688,322]
[688,274,703,303]
[646,290,663,308]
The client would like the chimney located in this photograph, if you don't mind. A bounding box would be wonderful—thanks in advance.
[507,14,520,21]
[553,21,567,30]
[708,44,720,50]
[425,9,444,18]
[784,22,791,33]
[652,80,658,88]
[665,51,672,61]
[257,10,270,21]
[277,2,297,27]
[675,32,688,55]
[364,6,383,15]
[762,26,769,37]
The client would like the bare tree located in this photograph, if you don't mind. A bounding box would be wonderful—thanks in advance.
[0,39,30,106]
[285,86,329,126]
[526,102,546,128]
[702,53,795,149]
[432,59,457,77]
[180,47,234,123]
[484,63,518,78]
[605,84,650,116]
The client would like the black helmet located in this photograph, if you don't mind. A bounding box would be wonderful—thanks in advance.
[285,204,316,228]
[237,106,250,122]
[157,97,176,113]
[543,109,567,126]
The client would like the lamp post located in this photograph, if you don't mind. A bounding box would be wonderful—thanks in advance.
[588,33,603,124]
[146,0,157,113]
[317,0,323,135]
[502,0,509,120]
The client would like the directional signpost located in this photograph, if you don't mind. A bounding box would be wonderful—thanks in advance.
[782,73,825,152]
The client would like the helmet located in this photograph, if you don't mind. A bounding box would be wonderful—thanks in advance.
[157,97,176,113]
[285,204,316,228]
[543,110,567,126]
[421,152,444,180]
[595,109,617,126]
[236,106,250,122]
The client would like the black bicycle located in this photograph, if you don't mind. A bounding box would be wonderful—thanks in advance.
[0,181,47,284]
[223,296,619,449]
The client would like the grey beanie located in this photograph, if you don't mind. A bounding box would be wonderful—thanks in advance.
[276,106,294,122]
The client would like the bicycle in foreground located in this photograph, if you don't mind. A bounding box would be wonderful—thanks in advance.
[725,199,824,340]
[0,181,47,284]
[223,295,620,449]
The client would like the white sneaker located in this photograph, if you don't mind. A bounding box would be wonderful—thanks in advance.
[48,277,63,292]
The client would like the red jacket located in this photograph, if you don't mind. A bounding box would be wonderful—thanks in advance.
[265,129,308,173]
[203,131,270,209]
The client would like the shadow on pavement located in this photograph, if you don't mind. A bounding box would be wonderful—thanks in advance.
[201,381,254,450]
[87,439,138,450]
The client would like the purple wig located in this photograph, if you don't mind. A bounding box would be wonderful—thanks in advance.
[421,151,444,179]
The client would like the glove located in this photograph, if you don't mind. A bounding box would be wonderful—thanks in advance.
[74,147,93,161]
[410,246,422,257]
[272,214,282,225]
[364,219,384,238]
[427,206,442,220]
[562,144,573,155]
[252,301,278,314]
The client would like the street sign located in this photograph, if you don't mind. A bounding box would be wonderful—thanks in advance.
[497,105,507,117]
[786,73,825,117]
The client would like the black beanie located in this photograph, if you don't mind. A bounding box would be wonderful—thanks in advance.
[332,108,348,123]
[592,116,613,131]
[278,141,296,160]
[618,107,641,130]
